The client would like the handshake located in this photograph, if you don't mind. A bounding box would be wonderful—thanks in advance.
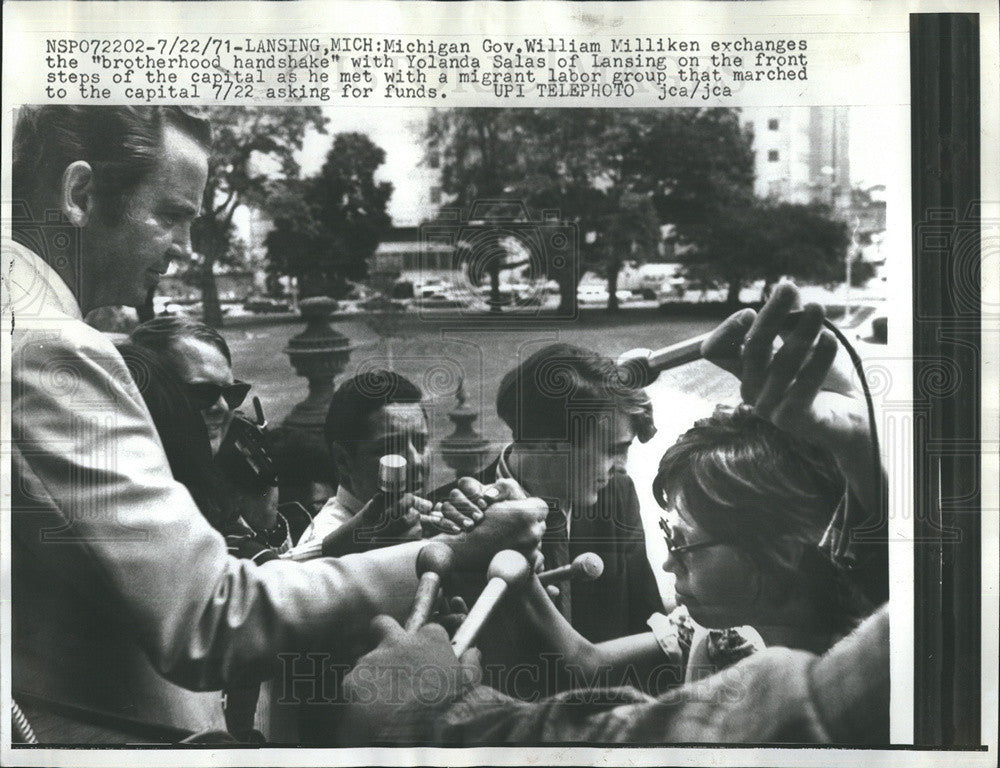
[315,477,547,572]
[422,478,548,573]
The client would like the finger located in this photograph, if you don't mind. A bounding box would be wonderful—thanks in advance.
[459,647,483,686]
[449,595,469,614]
[740,283,799,402]
[440,501,475,531]
[408,495,435,515]
[753,303,825,419]
[416,621,451,645]
[772,331,840,430]
[484,477,528,502]
[546,584,561,600]
[419,512,446,535]
[369,614,405,644]
[456,477,489,514]
[448,489,483,526]
[434,612,467,636]
[701,307,756,377]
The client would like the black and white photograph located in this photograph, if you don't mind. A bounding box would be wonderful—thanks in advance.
[1,1,996,766]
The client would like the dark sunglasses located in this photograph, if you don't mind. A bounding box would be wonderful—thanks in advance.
[185,380,252,411]
[659,516,720,556]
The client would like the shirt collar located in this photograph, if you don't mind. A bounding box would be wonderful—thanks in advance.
[6,240,84,321]
[496,443,571,521]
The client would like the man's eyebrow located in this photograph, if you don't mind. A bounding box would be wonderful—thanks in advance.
[163,198,201,217]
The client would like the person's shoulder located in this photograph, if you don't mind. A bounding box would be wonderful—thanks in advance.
[14,314,125,371]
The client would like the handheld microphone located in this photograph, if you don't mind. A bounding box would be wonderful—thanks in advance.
[538,553,604,586]
[404,543,455,632]
[616,309,805,388]
[451,550,531,657]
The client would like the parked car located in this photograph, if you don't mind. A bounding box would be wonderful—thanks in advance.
[244,296,291,314]
[577,284,631,305]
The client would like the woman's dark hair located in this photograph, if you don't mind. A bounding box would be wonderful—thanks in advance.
[654,404,872,635]
[118,341,234,530]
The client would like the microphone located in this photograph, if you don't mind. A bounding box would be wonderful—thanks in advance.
[616,309,804,388]
[537,553,604,586]
[404,543,454,632]
[327,453,408,555]
[451,550,531,657]
[281,454,409,561]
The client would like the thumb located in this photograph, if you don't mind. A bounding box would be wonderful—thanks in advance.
[368,614,405,645]
[459,647,483,687]
[483,478,528,502]
[701,307,755,376]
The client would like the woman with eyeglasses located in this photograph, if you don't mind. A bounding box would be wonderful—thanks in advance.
[653,405,873,653]
[512,286,883,696]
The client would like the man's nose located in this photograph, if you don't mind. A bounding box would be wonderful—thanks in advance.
[406,443,427,480]
[662,553,682,575]
[168,225,194,264]
[207,394,228,416]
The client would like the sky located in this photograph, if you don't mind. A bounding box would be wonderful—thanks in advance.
[284,105,893,226]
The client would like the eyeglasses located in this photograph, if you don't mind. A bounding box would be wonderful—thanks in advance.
[659,516,721,556]
[184,380,252,411]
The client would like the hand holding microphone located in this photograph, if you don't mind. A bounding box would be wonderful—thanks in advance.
[537,552,604,586]
[404,542,454,632]
[451,550,531,657]
[616,308,806,389]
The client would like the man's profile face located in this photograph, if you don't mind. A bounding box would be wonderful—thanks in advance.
[168,336,235,455]
[83,125,208,310]
[350,403,430,501]
[567,414,635,508]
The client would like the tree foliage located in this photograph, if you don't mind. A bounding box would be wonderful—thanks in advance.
[264,132,393,299]
[424,108,755,311]
[190,107,326,326]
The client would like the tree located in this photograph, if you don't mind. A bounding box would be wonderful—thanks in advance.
[424,108,756,312]
[264,133,393,299]
[191,107,326,326]
[679,200,850,305]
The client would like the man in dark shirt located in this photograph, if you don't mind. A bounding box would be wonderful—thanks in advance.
[432,343,664,695]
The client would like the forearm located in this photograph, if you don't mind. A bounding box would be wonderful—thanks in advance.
[591,632,684,694]
[319,515,370,557]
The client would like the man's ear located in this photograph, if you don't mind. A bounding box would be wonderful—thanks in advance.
[61,161,97,227]
[329,444,354,492]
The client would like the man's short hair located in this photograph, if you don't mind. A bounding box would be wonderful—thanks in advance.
[12,105,211,222]
[130,316,232,366]
[324,370,424,457]
[496,342,655,444]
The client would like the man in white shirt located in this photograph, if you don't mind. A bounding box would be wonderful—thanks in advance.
[292,370,439,555]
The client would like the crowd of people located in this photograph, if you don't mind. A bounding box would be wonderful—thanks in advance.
[8,105,889,747]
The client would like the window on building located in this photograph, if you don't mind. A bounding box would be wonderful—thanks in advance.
[768,118,779,130]
[428,151,440,169]
[768,150,780,162]
[429,186,442,205]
